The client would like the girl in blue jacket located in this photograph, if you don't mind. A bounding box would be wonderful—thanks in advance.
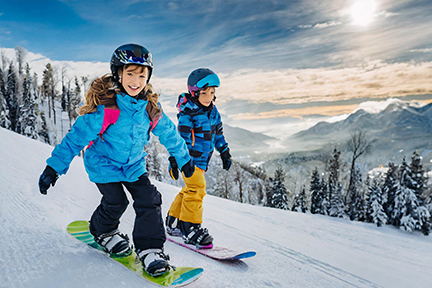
[166,68,231,247]
[38,44,194,277]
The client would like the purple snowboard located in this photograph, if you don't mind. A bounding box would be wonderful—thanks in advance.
[167,235,256,261]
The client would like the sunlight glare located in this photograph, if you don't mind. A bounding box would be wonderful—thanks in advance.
[350,0,377,26]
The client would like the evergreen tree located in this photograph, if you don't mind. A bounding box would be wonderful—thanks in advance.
[327,147,341,215]
[409,152,426,204]
[42,63,56,122]
[0,67,11,129]
[329,183,346,218]
[266,166,288,210]
[408,152,430,235]
[61,84,68,112]
[234,164,246,203]
[38,111,50,144]
[68,77,81,126]
[367,179,387,227]
[320,179,329,215]
[5,63,19,132]
[392,157,430,233]
[392,158,409,227]
[145,142,163,181]
[292,187,308,213]
[348,165,365,221]
[310,167,324,214]
[214,170,231,200]
[18,64,38,139]
[382,163,398,225]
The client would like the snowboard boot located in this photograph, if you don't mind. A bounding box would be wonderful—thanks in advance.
[166,214,182,237]
[180,221,213,248]
[93,229,132,257]
[137,248,171,277]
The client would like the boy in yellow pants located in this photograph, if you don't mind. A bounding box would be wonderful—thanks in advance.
[166,68,231,247]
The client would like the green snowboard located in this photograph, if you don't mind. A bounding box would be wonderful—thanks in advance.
[67,220,203,287]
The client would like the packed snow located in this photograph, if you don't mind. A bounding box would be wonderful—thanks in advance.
[1,127,432,288]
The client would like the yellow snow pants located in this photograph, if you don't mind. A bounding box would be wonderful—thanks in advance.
[168,167,206,224]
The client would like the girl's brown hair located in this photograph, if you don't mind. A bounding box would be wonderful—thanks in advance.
[79,65,161,120]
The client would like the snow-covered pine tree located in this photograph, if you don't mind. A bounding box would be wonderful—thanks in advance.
[408,152,430,235]
[392,158,409,227]
[266,166,288,210]
[292,186,308,213]
[329,183,346,218]
[367,179,387,227]
[320,179,329,215]
[326,147,341,215]
[18,64,38,139]
[38,111,50,144]
[310,167,325,214]
[392,157,430,233]
[5,63,19,132]
[67,77,81,126]
[0,67,11,129]
[348,165,366,221]
[233,163,246,203]
[409,152,426,204]
[145,142,164,181]
[213,170,231,199]
[42,63,56,123]
[382,163,398,225]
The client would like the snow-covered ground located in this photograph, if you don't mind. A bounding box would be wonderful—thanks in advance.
[1,127,432,288]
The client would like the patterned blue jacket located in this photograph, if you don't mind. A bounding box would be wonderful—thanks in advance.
[47,93,191,183]
[176,93,229,171]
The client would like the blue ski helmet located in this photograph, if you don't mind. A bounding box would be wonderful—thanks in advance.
[110,44,153,82]
[187,68,220,96]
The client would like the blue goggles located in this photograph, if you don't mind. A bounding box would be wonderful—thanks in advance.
[196,73,220,89]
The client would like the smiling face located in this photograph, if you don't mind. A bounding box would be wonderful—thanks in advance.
[197,86,216,107]
[119,65,149,97]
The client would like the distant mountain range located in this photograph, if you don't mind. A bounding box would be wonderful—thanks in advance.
[223,124,276,154]
[282,101,432,169]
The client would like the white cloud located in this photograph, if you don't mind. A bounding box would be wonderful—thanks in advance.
[313,21,342,29]
[409,48,432,53]
[376,10,400,18]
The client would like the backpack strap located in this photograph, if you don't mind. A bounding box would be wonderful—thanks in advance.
[147,102,162,132]
[88,108,120,148]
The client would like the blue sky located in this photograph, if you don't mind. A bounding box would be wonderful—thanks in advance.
[3,0,432,76]
[2,0,432,137]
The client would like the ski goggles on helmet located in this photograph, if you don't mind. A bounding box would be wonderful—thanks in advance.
[188,73,220,92]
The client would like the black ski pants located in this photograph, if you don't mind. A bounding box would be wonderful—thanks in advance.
[89,174,166,250]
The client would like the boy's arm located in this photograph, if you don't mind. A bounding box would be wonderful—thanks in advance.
[177,112,194,149]
[213,108,229,153]
[46,106,104,175]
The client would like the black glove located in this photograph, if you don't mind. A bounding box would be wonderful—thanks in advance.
[181,160,195,178]
[39,165,59,195]
[220,148,232,171]
[168,156,179,180]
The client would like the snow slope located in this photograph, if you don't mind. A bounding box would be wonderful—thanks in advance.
[1,127,432,288]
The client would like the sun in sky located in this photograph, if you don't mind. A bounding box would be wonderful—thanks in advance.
[349,0,378,26]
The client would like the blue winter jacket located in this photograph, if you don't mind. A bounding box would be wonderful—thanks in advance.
[176,93,229,171]
[47,93,191,183]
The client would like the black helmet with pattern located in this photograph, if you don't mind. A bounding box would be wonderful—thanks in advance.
[110,43,153,82]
